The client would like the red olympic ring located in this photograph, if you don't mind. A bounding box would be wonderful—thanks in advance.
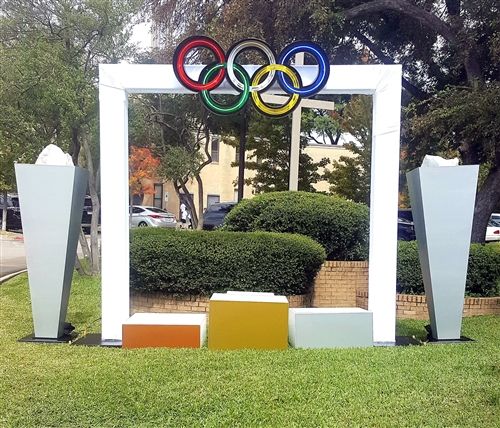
[173,36,226,92]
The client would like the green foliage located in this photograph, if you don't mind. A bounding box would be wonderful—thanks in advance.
[397,241,500,297]
[223,191,369,260]
[241,113,329,193]
[0,0,144,192]
[130,228,326,295]
[325,96,372,204]
[301,107,342,146]
[159,145,204,183]
[406,84,500,169]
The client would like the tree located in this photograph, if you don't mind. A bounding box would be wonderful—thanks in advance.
[333,0,500,242]
[129,146,160,204]
[325,96,372,204]
[241,112,329,193]
[129,93,215,229]
[149,0,499,241]
[1,0,144,270]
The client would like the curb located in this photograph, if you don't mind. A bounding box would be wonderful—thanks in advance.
[0,269,27,284]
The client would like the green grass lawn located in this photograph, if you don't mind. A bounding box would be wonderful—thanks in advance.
[0,274,498,427]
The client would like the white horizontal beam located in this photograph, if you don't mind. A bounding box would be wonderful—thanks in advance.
[261,94,335,110]
[99,64,400,95]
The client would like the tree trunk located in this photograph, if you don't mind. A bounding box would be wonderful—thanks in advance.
[78,229,91,264]
[471,167,500,243]
[179,180,198,228]
[1,190,7,231]
[82,135,100,275]
[70,126,81,166]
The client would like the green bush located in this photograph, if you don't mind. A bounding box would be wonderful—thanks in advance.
[130,228,326,296]
[397,241,500,297]
[222,191,369,261]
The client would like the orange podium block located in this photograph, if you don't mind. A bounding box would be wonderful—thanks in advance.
[122,313,207,349]
[208,292,289,350]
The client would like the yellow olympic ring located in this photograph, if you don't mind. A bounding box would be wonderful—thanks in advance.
[251,64,301,117]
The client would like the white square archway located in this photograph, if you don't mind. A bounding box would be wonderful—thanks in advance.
[99,63,402,345]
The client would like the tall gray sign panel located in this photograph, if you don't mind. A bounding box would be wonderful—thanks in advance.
[407,165,478,340]
[15,164,88,339]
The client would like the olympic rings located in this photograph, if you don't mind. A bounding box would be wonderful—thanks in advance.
[173,36,226,92]
[226,39,276,92]
[200,63,250,115]
[173,36,330,117]
[251,64,301,117]
[277,41,330,97]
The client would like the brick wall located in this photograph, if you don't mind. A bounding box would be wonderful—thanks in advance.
[356,291,500,319]
[130,260,499,319]
[131,291,311,315]
[311,261,368,307]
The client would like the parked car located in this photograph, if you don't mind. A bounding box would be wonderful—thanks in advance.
[202,202,237,230]
[486,215,500,242]
[130,206,177,228]
[0,194,22,231]
[397,217,416,241]
[81,196,100,233]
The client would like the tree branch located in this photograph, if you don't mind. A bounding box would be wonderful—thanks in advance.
[343,0,457,45]
[353,30,428,100]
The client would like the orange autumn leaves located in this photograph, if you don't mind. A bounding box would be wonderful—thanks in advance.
[129,146,160,196]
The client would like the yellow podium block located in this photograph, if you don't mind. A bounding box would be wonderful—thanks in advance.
[208,292,289,350]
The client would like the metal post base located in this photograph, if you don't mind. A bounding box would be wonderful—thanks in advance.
[18,333,76,344]
[71,333,122,347]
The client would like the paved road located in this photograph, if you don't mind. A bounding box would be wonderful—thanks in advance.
[0,233,26,277]
[0,232,93,280]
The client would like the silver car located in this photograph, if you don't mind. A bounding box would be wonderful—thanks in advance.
[130,206,177,228]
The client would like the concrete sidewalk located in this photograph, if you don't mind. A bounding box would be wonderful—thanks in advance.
[0,232,26,279]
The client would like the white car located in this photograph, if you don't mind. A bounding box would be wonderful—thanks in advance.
[486,214,500,242]
[130,206,177,228]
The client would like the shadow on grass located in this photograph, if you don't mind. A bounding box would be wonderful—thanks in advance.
[396,319,428,342]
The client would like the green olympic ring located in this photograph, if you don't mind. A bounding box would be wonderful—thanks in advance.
[200,63,250,115]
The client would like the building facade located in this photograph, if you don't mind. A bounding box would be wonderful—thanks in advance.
[142,140,353,220]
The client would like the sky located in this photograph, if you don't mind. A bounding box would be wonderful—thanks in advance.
[130,21,152,50]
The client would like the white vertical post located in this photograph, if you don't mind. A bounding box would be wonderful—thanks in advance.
[99,80,130,342]
[288,52,304,191]
[368,67,401,345]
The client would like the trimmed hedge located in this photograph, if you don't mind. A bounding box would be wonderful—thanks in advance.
[397,241,500,297]
[222,191,369,261]
[130,228,326,296]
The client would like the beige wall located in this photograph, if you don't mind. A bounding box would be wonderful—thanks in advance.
[147,140,353,219]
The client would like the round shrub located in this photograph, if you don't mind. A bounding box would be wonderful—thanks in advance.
[130,228,326,296]
[222,191,369,261]
[397,241,500,297]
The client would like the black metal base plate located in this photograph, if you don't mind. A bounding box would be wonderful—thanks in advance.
[18,333,76,344]
[424,324,474,343]
[71,333,122,348]
[425,335,474,344]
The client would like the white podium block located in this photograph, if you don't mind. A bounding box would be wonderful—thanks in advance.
[289,308,373,349]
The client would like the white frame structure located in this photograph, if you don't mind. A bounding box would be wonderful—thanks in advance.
[99,64,402,345]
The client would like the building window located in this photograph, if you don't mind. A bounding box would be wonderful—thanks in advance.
[207,194,220,208]
[154,183,163,208]
[211,138,219,163]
